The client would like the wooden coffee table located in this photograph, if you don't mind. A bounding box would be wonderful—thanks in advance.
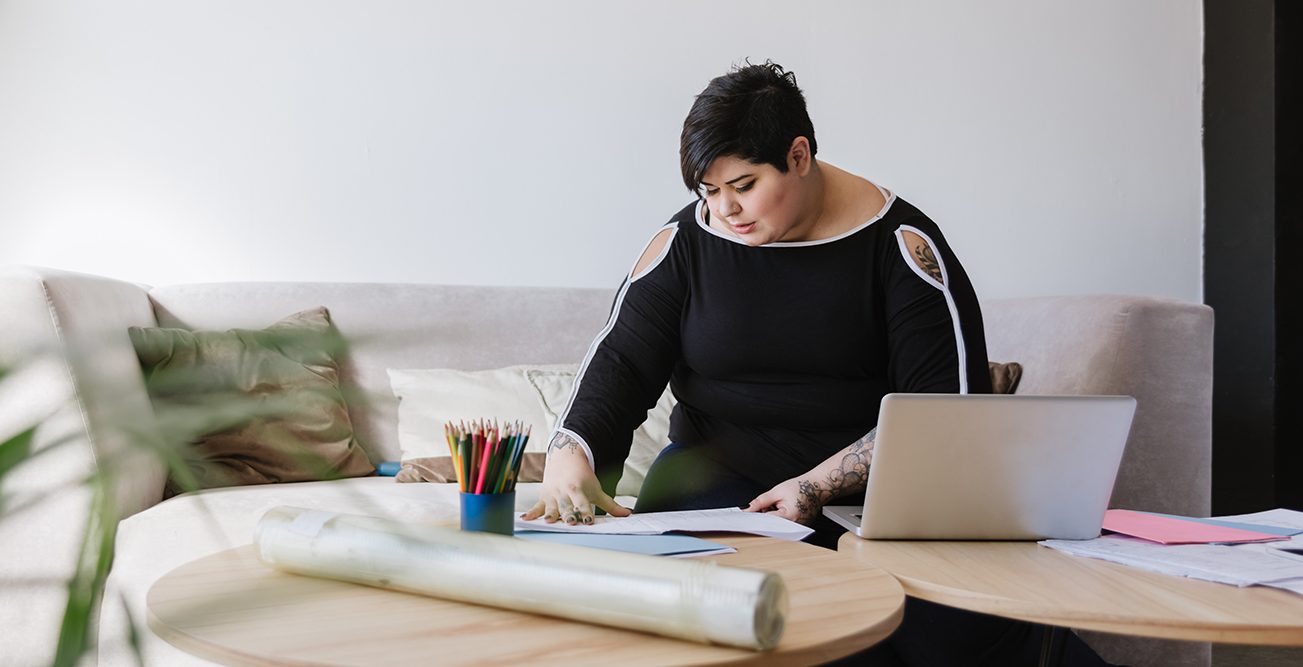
[837,535,1303,645]
[147,535,905,666]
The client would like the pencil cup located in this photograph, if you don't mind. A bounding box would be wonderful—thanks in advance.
[459,491,515,536]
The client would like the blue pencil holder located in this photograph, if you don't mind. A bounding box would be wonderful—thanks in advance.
[459,491,515,536]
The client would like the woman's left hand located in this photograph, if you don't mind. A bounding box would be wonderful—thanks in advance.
[746,431,872,526]
[744,476,825,525]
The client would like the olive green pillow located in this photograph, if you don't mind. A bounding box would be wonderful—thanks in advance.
[130,307,374,494]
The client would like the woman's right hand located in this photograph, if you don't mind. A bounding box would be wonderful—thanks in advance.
[520,433,632,525]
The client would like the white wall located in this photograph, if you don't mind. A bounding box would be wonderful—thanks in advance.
[0,1,1204,302]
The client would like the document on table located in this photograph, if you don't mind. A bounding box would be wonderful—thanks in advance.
[1102,509,1289,544]
[514,507,815,542]
[516,532,736,558]
[1042,508,1303,596]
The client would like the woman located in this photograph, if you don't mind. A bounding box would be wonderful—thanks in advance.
[523,61,1108,667]
[523,61,988,528]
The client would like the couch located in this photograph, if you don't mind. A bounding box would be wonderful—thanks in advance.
[0,266,1214,667]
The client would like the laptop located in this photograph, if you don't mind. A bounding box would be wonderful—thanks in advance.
[824,394,1136,540]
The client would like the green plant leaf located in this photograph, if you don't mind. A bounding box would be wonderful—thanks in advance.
[117,591,144,667]
[0,426,36,488]
[3,323,395,662]
[51,476,119,667]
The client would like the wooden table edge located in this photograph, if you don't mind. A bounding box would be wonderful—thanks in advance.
[838,534,1303,646]
[684,603,904,667]
[706,535,906,663]
[147,603,300,667]
[759,592,905,667]
[146,538,907,666]
[888,572,1303,645]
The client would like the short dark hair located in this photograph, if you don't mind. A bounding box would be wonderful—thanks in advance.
[679,60,817,193]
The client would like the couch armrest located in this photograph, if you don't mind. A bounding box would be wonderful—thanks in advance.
[0,266,164,665]
[983,295,1213,516]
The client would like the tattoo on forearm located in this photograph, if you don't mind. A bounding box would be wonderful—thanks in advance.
[796,480,820,523]
[829,428,874,497]
[914,244,943,283]
[548,432,583,457]
[795,429,876,524]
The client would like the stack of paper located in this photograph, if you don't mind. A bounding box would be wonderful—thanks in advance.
[514,507,815,542]
[516,532,735,558]
[1102,509,1293,544]
[1042,509,1303,596]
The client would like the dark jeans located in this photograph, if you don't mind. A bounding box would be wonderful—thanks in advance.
[636,443,1114,667]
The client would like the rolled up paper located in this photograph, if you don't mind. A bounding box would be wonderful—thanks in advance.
[254,506,788,650]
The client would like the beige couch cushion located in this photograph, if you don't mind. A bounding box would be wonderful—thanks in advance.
[984,295,1212,515]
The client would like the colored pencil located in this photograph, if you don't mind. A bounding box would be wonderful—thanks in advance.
[445,419,532,494]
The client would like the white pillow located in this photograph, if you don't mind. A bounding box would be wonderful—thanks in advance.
[387,365,674,497]
[387,365,568,461]
[523,367,674,497]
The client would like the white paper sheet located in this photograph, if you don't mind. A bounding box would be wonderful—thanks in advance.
[515,531,736,558]
[515,507,815,542]
[1267,577,1303,596]
[1041,508,1303,596]
[1212,508,1303,531]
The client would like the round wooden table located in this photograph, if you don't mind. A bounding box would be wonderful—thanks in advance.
[147,535,904,666]
[838,534,1303,645]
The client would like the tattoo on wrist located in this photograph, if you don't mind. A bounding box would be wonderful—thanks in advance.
[796,480,820,522]
[548,432,583,457]
[797,429,876,524]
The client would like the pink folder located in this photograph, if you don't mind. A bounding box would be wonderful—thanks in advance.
[1102,509,1287,545]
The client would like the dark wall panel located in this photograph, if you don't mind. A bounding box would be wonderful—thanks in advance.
[1204,0,1277,513]
[1276,2,1302,510]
